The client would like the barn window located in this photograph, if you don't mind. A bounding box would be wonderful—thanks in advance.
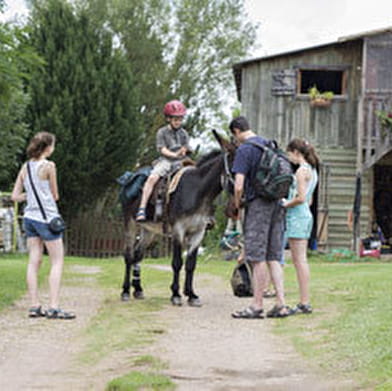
[298,69,346,95]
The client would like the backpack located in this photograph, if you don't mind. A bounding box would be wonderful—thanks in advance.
[246,139,293,201]
[230,262,253,297]
[116,167,151,205]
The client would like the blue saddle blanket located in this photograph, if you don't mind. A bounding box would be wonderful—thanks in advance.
[117,167,151,204]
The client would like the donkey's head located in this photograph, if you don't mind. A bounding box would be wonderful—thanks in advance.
[212,129,237,155]
[211,129,238,205]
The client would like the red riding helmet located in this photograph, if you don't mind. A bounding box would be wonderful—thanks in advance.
[163,100,186,117]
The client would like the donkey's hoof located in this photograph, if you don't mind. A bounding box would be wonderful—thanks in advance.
[171,296,182,306]
[188,297,202,307]
[133,290,145,300]
[121,292,130,301]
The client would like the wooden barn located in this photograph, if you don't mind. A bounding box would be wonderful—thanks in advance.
[233,27,392,251]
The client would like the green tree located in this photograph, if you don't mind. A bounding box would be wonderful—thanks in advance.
[86,0,257,161]
[0,4,42,189]
[27,0,142,217]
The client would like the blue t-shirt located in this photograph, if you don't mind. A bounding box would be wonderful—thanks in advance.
[232,135,268,202]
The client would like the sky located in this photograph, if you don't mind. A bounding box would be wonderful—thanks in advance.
[244,0,392,58]
[2,0,392,59]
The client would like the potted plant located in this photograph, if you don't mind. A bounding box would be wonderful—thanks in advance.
[375,109,392,132]
[308,86,334,107]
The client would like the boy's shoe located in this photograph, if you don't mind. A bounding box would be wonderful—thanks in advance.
[46,308,76,320]
[136,207,147,222]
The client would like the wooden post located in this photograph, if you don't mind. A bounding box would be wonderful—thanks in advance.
[354,38,368,255]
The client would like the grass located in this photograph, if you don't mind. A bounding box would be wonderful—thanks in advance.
[106,371,175,391]
[1,251,392,390]
[272,256,392,390]
[0,253,49,311]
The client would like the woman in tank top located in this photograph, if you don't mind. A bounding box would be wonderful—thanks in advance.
[11,132,75,319]
[282,138,319,315]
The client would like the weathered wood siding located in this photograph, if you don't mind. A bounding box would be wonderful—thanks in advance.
[238,40,372,249]
[240,40,363,149]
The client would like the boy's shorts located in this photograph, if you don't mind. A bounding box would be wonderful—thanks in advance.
[151,159,173,177]
[243,197,285,262]
[23,217,62,242]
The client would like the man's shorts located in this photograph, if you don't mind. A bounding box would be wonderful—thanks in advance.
[23,217,62,242]
[151,159,173,177]
[243,197,285,262]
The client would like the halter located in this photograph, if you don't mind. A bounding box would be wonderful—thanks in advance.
[221,151,235,194]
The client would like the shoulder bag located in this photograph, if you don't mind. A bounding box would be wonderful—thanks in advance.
[27,162,66,234]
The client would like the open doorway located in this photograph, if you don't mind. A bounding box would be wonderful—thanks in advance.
[374,161,392,253]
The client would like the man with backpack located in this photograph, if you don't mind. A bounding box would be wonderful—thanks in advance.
[229,116,291,319]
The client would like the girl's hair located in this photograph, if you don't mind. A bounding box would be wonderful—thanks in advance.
[26,132,56,159]
[287,138,319,168]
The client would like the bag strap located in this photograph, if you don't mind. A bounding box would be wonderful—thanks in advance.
[27,162,48,221]
[244,139,267,150]
[245,139,278,150]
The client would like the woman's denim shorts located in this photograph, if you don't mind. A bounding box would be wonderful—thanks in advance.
[23,217,62,242]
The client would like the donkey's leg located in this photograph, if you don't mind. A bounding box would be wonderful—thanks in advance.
[121,245,132,301]
[131,235,145,299]
[131,262,144,299]
[170,239,183,306]
[184,247,202,307]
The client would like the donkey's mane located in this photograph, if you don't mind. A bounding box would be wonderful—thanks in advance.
[196,149,222,168]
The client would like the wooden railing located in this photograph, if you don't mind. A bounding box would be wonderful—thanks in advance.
[362,93,392,170]
[65,213,171,258]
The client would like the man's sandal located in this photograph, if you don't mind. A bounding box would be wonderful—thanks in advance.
[266,305,292,318]
[136,207,146,222]
[46,308,76,320]
[232,306,264,319]
[263,290,276,298]
[28,306,46,318]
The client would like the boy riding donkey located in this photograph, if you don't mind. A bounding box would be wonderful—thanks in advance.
[136,100,191,222]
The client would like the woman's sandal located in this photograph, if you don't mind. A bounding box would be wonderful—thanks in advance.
[266,305,292,318]
[28,306,46,318]
[232,306,264,319]
[46,308,76,320]
[136,207,146,222]
[292,303,313,314]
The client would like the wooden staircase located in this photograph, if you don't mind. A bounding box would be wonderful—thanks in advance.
[318,148,371,250]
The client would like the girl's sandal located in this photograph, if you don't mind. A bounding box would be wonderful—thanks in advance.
[294,303,313,314]
[28,306,46,318]
[46,308,76,320]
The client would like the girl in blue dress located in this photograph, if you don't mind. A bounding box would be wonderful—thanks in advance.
[282,139,319,314]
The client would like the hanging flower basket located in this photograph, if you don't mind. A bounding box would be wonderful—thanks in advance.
[375,110,392,132]
[310,98,332,108]
[308,86,334,108]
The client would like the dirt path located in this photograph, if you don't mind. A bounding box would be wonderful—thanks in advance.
[0,264,357,390]
[0,265,106,391]
[151,268,356,391]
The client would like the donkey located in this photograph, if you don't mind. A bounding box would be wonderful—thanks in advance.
[120,130,235,306]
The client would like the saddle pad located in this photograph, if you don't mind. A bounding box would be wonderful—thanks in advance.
[168,166,195,195]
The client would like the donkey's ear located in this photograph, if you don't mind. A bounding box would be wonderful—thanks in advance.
[212,129,231,151]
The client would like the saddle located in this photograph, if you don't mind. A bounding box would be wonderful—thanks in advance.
[150,159,196,223]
